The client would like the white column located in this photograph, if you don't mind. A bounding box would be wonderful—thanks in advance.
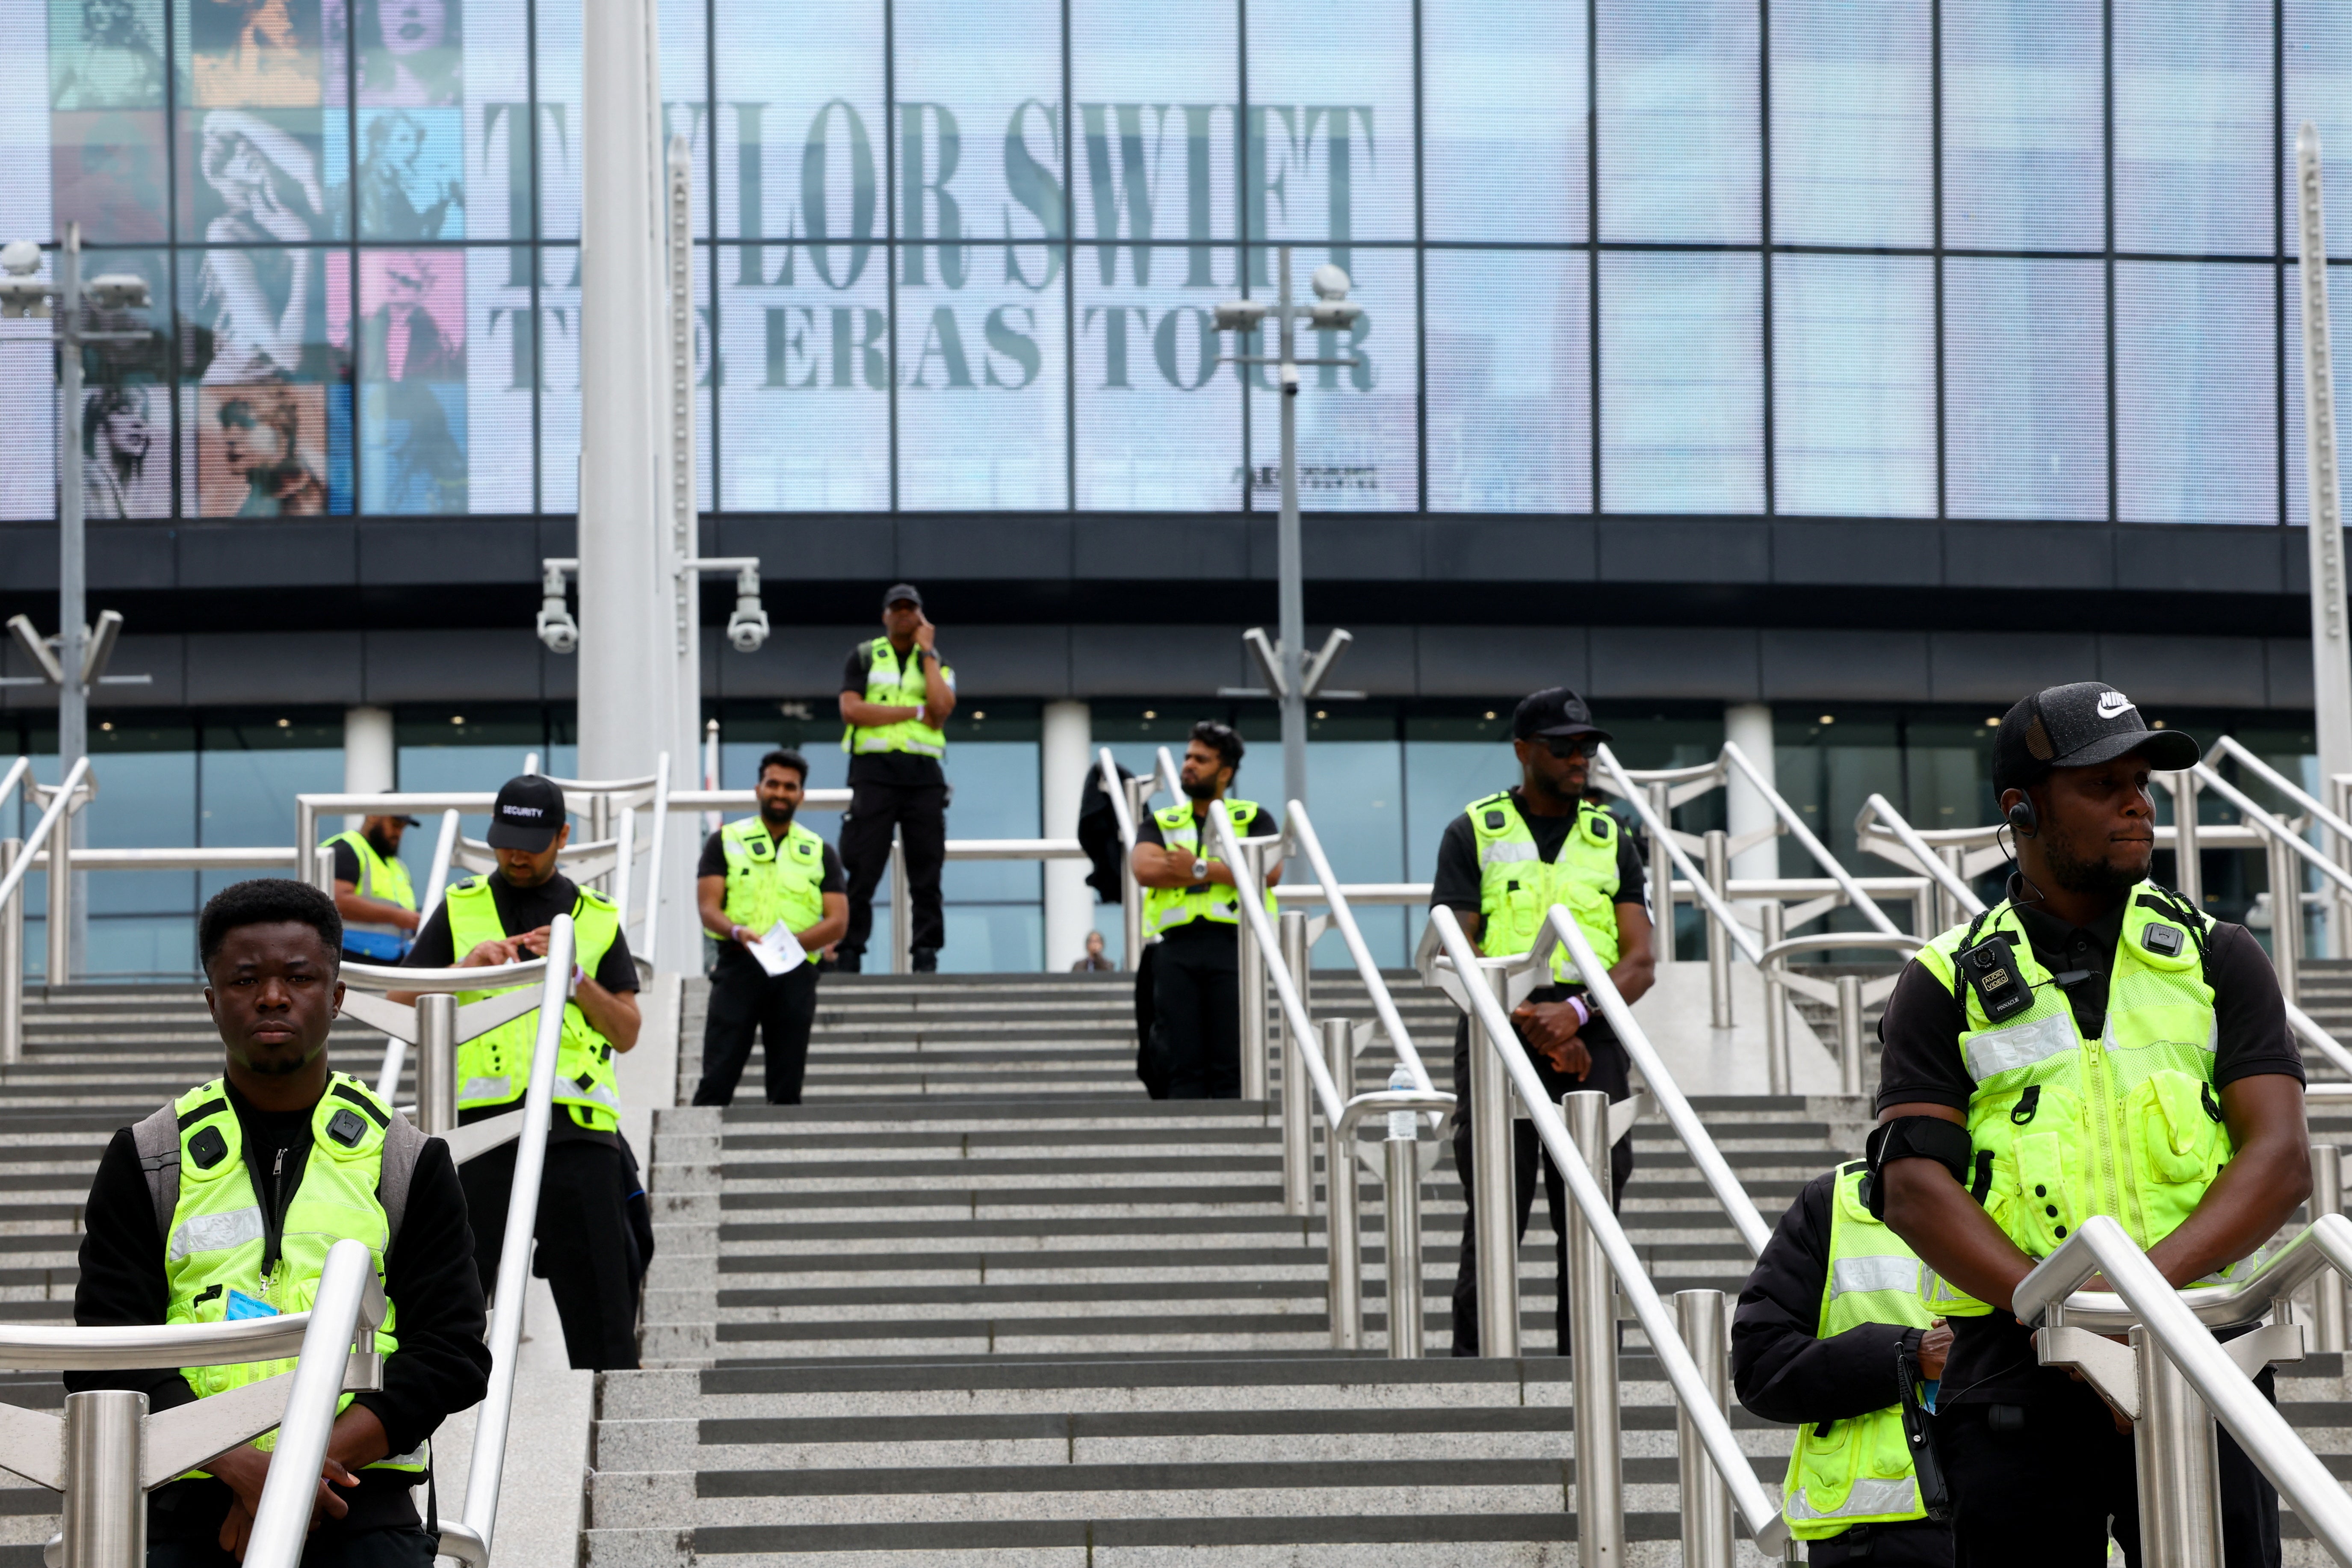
[1723,703,1777,886]
[343,706,394,830]
[1042,700,1093,971]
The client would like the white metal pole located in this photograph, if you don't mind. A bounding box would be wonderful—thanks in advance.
[1722,706,1776,886]
[342,706,395,833]
[56,224,87,978]
[1276,245,1307,817]
[1041,700,1093,969]
[2299,125,2352,804]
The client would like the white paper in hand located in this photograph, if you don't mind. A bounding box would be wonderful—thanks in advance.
[748,921,805,977]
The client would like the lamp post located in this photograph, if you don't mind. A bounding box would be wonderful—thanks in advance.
[1212,245,1365,814]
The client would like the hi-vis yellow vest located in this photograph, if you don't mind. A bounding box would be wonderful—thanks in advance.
[718,817,826,961]
[842,637,948,758]
[323,829,416,961]
[143,1075,425,1474]
[1143,799,1275,938]
[1783,1163,1934,1539]
[446,880,624,1131]
[1466,791,1622,983]
[1916,882,2234,1314]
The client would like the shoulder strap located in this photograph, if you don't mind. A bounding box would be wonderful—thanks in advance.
[1947,907,2000,1010]
[377,1114,427,1252]
[2136,885,2216,987]
[131,1101,182,1246]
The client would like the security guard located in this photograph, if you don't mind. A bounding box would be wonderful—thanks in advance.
[692,748,848,1105]
[69,879,489,1568]
[325,813,420,962]
[1871,682,2310,1566]
[1734,1160,1955,1565]
[1428,687,1655,1355]
[836,583,956,972]
[396,774,647,1371]
[1130,722,1281,1099]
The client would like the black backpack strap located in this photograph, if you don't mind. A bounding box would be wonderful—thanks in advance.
[377,1114,427,1253]
[1948,907,1999,1010]
[130,1101,181,1247]
[2136,885,2215,987]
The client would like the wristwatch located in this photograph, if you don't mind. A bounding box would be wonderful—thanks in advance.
[1191,856,1209,882]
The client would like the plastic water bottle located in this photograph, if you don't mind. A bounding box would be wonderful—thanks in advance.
[1388,1064,1418,1140]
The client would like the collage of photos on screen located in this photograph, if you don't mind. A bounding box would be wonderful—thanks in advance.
[45,0,467,518]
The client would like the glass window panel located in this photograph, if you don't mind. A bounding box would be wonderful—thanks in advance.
[74,247,173,519]
[2116,261,2274,524]
[85,735,197,925]
[2116,0,2269,256]
[1243,245,1417,512]
[463,239,529,510]
[180,0,327,108]
[1073,242,1240,510]
[352,245,466,512]
[1599,251,1762,513]
[897,245,1067,509]
[5,59,53,245]
[538,242,579,510]
[461,0,527,243]
[53,0,169,109]
[715,241,888,510]
[1303,726,1405,967]
[349,106,464,238]
[1772,253,1935,518]
[1770,0,1930,247]
[1070,0,1237,246]
[181,242,343,514]
[1247,0,1413,248]
[1942,0,2101,251]
[54,109,169,242]
[939,739,1040,902]
[2285,263,2351,526]
[1944,256,2106,520]
[1425,248,1590,513]
[1597,0,1758,245]
[715,0,879,245]
[181,107,333,243]
[1422,0,1585,243]
[533,0,576,240]
[2287,0,2352,260]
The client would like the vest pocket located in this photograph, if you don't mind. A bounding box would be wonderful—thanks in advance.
[2127,1070,2229,1204]
[1977,1081,2088,1253]
[1796,1417,1862,1516]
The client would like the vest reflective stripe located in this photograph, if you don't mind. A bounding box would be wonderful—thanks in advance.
[446,881,625,1131]
[163,1075,421,1474]
[1782,1165,1933,1541]
[718,817,827,958]
[841,638,949,758]
[1466,793,1623,984]
[1142,799,1276,939]
[1917,882,2226,1304]
[324,830,416,959]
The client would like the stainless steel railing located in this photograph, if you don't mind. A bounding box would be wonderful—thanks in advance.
[0,1237,385,1568]
[1425,902,1790,1557]
[0,756,91,1062]
[346,952,552,1158]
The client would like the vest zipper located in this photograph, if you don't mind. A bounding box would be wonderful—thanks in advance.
[2082,1038,2125,1233]
[261,1143,296,1291]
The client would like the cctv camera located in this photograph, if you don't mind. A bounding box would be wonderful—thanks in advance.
[0,241,40,278]
[1311,263,1351,301]
[726,603,770,654]
[85,273,151,310]
[536,602,579,655]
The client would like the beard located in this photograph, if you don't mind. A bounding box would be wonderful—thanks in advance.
[231,1038,324,1076]
[364,824,395,857]
[1182,774,1218,803]
[2041,829,2147,899]
[760,802,796,829]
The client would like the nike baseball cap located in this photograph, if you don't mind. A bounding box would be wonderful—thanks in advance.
[1991,682,2199,794]
[1513,687,1613,747]
[486,774,567,851]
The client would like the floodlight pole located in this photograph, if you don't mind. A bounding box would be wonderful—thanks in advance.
[2299,124,2352,923]
[1274,249,1306,815]
[56,224,85,796]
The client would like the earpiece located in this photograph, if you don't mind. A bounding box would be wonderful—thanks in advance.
[2006,795,2039,836]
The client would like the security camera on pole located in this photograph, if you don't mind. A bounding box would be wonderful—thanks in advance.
[1210,247,1367,814]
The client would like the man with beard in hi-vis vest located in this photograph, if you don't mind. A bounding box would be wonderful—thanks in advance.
[835,583,956,973]
[70,879,489,1568]
[396,774,647,1371]
[1871,682,2310,1567]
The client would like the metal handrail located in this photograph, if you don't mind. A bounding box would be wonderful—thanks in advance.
[1853,792,1986,910]
[640,751,670,964]
[0,756,28,816]
[1206,802,1348,1130]
[1424,903,1789,1551]
[1284,806,1436,1098]
[1593,746,1764,964]
[2210,734,2352,851]
[2197,761,2352,900]
[1719,741,1904,938]
[663,787,853,812]
[242,1239,388,1568]
[0,757,89,913]
[418,809,462,924]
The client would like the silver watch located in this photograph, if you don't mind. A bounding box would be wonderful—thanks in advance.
[1191,856,1209,881]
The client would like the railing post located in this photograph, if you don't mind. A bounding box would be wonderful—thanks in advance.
[1471,964,1521,1358]
[2132,1324,2225,1568]
[1237,842,1271,1102]
[1646,780,1675,977]
[2315,1145,2348,1352]
[1835,972,1866,1097]
[889,829,911,975]
[1383,1093,1424,1359]
[1562,1089,1624,1566]
[62,1388,145,1568]
[1673,1289,1734,1568]
[1760,902,1788,1096]
[1279,910,1314,1216]
[0,839,20,1065]
[416,992,458,1136]
[1937,845,1967,933]
[2269,827,2303,1007]
[1322,1018,1361,1351]
[1703,829,1731,1028]
[1120,776,1148,970]
[47,792,73,988]
[2170,770,2203,909]
[587,792,612,894]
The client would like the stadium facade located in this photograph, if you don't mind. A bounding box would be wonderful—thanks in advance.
[0,0,2344,970]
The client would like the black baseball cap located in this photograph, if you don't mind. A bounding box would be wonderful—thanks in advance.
[1992,682,2199,794]
[486,774,566,851]
[1513,687,1613,747]
[372,812,421,827]
[882,583,923,609]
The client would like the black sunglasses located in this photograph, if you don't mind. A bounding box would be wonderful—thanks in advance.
[1539,737,1592,760]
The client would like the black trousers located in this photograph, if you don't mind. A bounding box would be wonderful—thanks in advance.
[1805,1520,1954,1566]
[1448,1001,1635,1357]
[694,955,819,1105]
[1153,936,1241,1100]
[460,1138,641,1370]
[151,1526,437,1568]
[1939,1377,2280,1566]
[838,779,947,959]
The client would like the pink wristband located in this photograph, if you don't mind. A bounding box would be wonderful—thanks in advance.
[1568,995,1592,1029]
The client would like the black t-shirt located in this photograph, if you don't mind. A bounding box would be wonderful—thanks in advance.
[69,1080,491,1543]
[1874,888,2304,1406]
[842,640,950,787]
[1138,799,1285,945]
[697,823,846,968]
[402,871,639,1143]
[329,838,363,886]
[1428,790,1649,918]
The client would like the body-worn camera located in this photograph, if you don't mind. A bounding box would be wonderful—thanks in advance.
[1959,936,2032,1022]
